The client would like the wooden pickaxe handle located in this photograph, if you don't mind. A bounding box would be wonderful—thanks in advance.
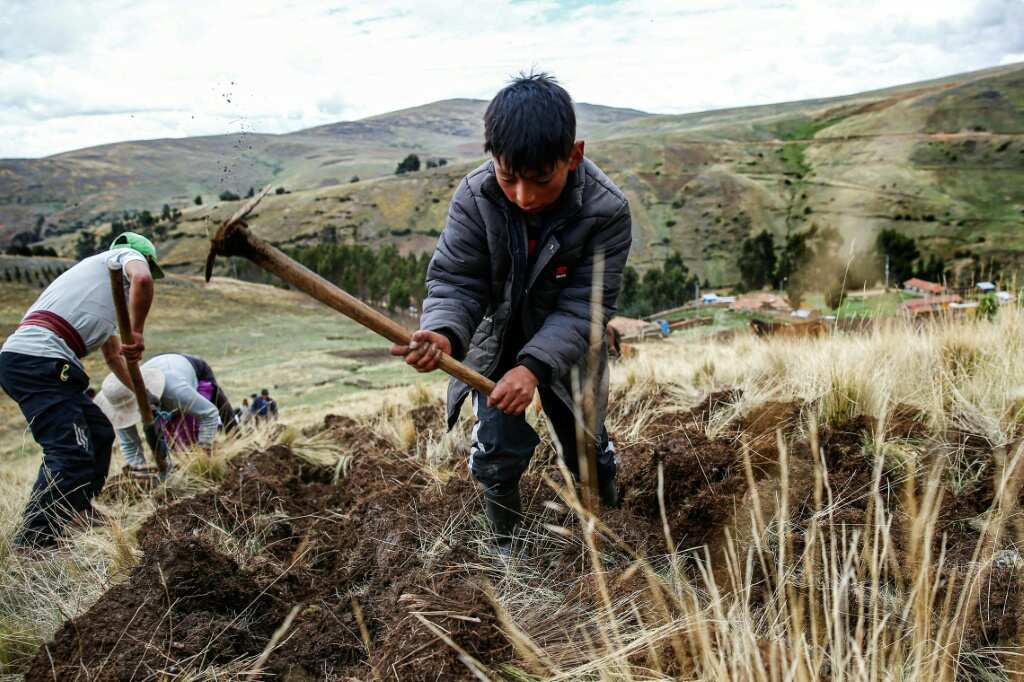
[205,188,496,396]
[108,264,169,476]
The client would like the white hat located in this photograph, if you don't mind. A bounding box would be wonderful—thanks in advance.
[93,369,166,429]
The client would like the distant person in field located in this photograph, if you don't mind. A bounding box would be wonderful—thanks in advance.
[95,353,238,468]
[237,397,253,429]
[0,232,161,550]
[391,73,632,554]
[251,388,278,422]
[262,388,278,419]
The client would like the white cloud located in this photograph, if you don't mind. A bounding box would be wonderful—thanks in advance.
[0,0,1021,157]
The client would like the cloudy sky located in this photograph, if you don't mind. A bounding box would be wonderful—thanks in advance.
[1,0,1022,158]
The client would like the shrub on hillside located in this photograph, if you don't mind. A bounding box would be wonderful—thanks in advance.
[619,252,700,317]
[395,154,421,175]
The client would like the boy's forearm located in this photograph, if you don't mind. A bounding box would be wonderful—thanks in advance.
[102,337,133,385]
[128,277,153,334]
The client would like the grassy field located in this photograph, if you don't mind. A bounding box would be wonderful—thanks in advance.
[835,290,915,318]
[2,283,1024,677]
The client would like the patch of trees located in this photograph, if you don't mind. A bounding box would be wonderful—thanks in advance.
[234,243,704,317]
[396,155,448,175]
[736,226,952,309]
[3,263,68,287]
[255,243,432,312]
[735,226,847,307]
[875,229,919,283]
[72,203,185,261]
[875,228,948,285]
[3,244,58,257]
[219,190,241,201]
[737,231,777,291]
[110,207,174,241]
[618,251,700,317]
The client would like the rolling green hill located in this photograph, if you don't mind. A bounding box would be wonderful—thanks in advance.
[4,62,1024,285]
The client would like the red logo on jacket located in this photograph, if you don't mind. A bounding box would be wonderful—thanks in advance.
[554,265,569,280]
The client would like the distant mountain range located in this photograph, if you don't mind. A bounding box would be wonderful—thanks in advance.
[3,62,1023,285]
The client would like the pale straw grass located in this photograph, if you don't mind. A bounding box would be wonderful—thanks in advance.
[2,307,1024,677]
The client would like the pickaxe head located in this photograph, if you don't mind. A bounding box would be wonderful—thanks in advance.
[204,186,273,282]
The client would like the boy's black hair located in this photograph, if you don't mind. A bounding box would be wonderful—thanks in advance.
[484,72,576,177]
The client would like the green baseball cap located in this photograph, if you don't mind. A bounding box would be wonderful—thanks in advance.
[110,232,164,279]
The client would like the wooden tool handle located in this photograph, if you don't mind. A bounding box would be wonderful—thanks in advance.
[244,235,497,395]
[108,267,157,424]
[206,190,497,396]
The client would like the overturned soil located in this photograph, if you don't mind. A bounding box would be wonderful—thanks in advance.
[25,394,1024,680]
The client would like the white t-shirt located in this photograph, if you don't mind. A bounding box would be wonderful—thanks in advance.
[1,249,148,367]
[117,353,222,467]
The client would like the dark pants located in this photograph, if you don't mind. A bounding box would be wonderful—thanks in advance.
[0,352,114,547]
[469,388,616,497]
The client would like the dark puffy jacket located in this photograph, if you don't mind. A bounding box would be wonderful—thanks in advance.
[420,158,632,429]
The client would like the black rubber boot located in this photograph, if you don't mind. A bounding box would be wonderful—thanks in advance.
[599,475,620,509]
[484,488,522,556]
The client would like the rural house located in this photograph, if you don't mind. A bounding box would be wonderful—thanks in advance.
[901,294,962,317]
[903,278,946,296]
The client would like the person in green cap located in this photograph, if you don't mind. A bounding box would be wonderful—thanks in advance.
[0,232,162,551]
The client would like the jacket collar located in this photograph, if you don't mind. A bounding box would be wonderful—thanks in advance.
[480,159,586,225]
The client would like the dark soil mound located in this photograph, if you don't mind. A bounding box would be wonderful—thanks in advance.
[29,537,263,680]
[27,416,508,681]
[619,427,744,548]
[25,394,1022,679]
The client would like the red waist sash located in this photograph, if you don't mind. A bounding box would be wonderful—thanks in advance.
[18,311,88,358]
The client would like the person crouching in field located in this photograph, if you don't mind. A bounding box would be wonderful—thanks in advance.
[0,232,161,550]
[95,353,238,469]
[391,73,632,554]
